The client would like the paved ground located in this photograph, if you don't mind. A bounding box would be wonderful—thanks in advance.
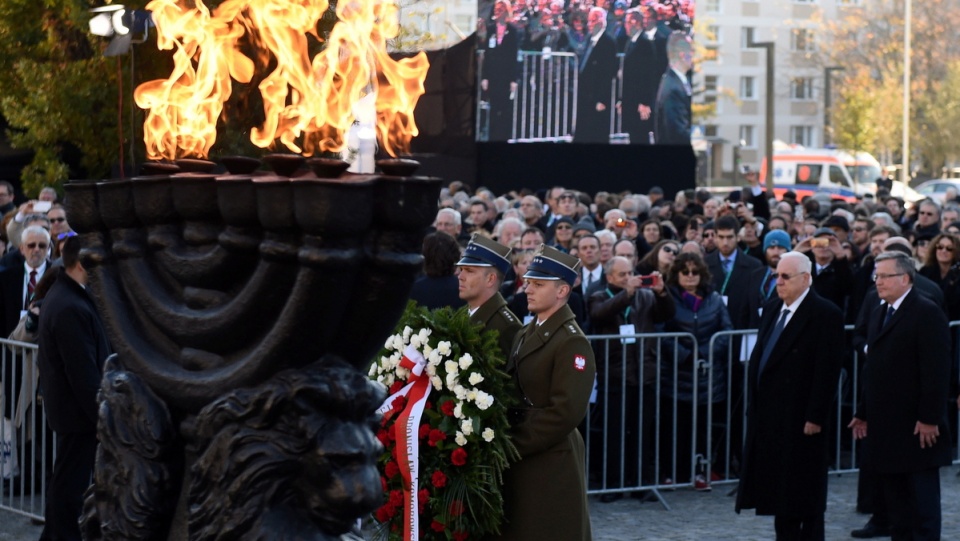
[2,466,960,539]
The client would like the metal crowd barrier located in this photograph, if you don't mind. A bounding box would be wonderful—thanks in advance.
[0,338,48,521]
[475,50,627,143]
[584,321,960,508]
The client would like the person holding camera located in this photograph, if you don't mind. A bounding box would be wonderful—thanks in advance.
[794,226,853,312]
[588,256,674,501]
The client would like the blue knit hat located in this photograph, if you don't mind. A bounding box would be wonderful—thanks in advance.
[763,229,791,251]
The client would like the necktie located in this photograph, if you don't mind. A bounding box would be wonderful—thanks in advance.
[585,271,593,289]
[25,269,37,309]
[883,305,895,327]
[722,258,732,274]
[764,272,777,298]
[757,309,790,380]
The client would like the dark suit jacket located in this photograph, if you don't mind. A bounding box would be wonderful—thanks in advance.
[654,68,691,145]
[409,275,465,311]
[706,249,762,330]
[858,289,952,473]
[574,32,618,143]
[37,273,112,434]
[621,32,667,144]
[0,253,51,336]
[736,290,843,517]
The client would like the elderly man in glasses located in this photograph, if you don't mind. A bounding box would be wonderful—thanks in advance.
[0,225,52,336]
[912,199,941,240]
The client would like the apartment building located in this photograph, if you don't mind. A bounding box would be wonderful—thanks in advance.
[695,0,863,181]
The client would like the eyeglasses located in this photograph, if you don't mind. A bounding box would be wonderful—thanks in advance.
[57,231,77,241]
[662,246,679,255]
[556,225,572,230]
[852,226,867,232]
[936,244,954,252]
[772,272,805,281]
[919,211,936,216]
[679,269,700,276]
[24,242,48,250]
[49,217,66,223]
[873,272,905,282]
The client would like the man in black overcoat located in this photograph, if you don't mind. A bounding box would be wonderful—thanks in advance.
[573,7,617,144]
[849,251,951,541]
[653,31,692,145]
[37,236,112,541]
[736,251,843,541]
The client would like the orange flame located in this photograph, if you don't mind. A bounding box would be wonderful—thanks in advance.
[135,0,429,160]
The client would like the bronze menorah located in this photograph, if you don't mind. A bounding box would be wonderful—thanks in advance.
[65,157,440,540]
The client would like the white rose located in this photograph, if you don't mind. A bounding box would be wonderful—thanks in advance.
[396,367,410,379]
[444,360,459,375]
[368,362,378,377]
[476,391,494,410]
[403,326,413,340]
[426,363,437,377]
[437,341,452,356]
[482,428,495,442]
[410,335,422,348]
[431,375,443,391]
[466,388,478,402]
[427,350,441,366]
[445,372,458,390]
[468,372,484,386]
[458,353,474,370]
[455,431,467,446]
[418,328,432,344]
[453,402,464,419]
[461,419,474,436]
[422,344,433,357]
[384,335,395,349]
[383,374,395,388]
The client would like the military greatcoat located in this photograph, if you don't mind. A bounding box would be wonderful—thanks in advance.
[495,304,595,541]
[469,292,522,361]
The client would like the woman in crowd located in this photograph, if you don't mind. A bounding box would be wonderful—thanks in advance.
[683,215,705,243]
[409,232,465,311]
[920,233,960,321]
[637,218,663,259]
[637,239,680,279]
[657,252,732,489]
[551,216,576,252]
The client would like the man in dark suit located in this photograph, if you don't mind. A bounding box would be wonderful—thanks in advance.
[850,251,951,541]
[477,0,521,141]
[654,31,693,145]
[0,225,52,336]
[37,235,111,541]
[574,7,618,144]
[457,234,522,360]
[736,251,844,540]
[706,215,762,331]
[619,6,667,145]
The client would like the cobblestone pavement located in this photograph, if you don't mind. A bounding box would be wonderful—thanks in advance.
[2,466,959,540]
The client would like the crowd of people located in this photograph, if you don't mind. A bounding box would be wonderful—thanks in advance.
[477,0,694,144]
[419,174,959,540]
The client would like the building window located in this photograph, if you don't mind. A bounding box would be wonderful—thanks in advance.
[741,27,755,49]
[790,125,815,147]
[740,76,756,99]
[704,0,721,13]
[791,28,816,52]
[707,25,721,43]
[704,125,718,137]
[839,0,861,4]
[740,125,755,148]
[702,75,719,107]
[790,77,815,100]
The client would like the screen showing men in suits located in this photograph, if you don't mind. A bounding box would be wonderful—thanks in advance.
[475,0,695,145]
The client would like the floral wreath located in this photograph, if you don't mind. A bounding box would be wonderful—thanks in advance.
[368,302,520,541]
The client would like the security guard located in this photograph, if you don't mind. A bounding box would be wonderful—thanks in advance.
[457,233,522,359]
[495,244,595,541]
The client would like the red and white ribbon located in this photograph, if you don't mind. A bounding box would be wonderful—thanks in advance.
[377,344,431,541]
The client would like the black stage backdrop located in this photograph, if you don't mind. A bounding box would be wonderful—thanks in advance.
[402,34,695,198]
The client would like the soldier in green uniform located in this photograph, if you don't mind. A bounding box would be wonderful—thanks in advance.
[495,245,596,541]
[457,234,522,359]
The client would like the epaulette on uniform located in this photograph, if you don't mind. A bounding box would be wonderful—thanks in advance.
[566,323,578,335]
[500,307,517,323]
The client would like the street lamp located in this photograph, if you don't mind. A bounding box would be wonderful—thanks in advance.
[823,66,845,147]
[902,0,912,185]
[747,38,774,187]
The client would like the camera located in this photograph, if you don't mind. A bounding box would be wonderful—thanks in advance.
[639,274,659,287]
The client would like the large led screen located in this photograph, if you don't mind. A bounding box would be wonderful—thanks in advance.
[475,0,695,145]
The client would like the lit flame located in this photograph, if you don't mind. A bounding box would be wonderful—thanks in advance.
[135,0,429,160]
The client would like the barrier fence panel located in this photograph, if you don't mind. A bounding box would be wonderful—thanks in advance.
[0,338,49,521]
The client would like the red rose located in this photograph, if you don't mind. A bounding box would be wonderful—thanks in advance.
[453,532,469,541]
[385,461,400,479]
[431,520,445,532]
[380,476,388,491]
[392,395,407,411]
[431,470,447,488]
[451,447,468,466]
[389,380,405,394]
[428,429,447,447]
[376,430,390,447]
[440,401,455,416]
[376,503,397,522]
[425,401,433,410]
[388,489,404,508]
[418,488,429,513]
[419,423,431,439]
[448,500,465,517]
